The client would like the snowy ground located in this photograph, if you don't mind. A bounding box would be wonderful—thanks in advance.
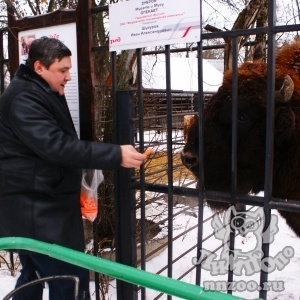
[1,194,300,300]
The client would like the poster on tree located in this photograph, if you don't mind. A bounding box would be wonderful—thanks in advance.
[109,0,201,51]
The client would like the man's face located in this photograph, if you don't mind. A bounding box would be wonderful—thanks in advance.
[34,56,72,95]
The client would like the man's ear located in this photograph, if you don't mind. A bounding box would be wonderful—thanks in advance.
[33,60,45,75]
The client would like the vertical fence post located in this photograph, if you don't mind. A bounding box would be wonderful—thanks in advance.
[114,91,138,300]
[0,29,4,94]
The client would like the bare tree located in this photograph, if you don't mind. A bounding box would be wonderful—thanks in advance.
[205,0,267,71]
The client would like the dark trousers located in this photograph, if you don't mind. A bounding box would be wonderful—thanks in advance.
[12,252,91,300]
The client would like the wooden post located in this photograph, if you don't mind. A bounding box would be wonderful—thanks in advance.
[76,0,95,141]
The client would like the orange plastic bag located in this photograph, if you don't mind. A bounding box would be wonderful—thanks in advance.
[80,169,104,222]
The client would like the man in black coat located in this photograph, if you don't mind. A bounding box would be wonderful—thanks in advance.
[0,36,146,300]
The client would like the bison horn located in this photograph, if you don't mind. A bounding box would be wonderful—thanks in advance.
[275,75,294,103]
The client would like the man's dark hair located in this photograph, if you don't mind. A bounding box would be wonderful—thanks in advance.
[25,36,72,69]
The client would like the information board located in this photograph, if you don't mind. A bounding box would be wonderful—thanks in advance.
[109,0,201,51]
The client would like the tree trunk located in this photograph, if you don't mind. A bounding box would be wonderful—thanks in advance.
[253,0,267,61]
[223,0,266,71]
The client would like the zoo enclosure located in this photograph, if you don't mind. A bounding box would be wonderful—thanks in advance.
[108,3,300,300]
[1,1,300,300]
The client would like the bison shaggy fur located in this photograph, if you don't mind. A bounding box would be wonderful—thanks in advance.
[181,40,300,237]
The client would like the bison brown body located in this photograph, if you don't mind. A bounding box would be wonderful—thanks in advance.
[181,40,300,237]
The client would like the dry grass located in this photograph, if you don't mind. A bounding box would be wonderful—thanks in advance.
[143,151,194,184]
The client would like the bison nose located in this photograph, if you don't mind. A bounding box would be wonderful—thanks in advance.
[181,152,198,169]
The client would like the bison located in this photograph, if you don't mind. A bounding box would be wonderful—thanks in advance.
[181,40,300,237]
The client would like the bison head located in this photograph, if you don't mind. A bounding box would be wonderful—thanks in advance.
[181,60,296,213]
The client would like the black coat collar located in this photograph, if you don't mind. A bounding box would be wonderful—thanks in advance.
[16,64,53,94]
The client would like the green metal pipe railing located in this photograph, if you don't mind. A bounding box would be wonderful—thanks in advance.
[0,237,261,300]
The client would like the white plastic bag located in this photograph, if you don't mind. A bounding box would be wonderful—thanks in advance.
[80,169,104,222]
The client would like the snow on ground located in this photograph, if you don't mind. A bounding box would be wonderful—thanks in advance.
[1,191,300,299]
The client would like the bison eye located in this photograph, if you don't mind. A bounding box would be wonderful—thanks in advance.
[238,113,249,124]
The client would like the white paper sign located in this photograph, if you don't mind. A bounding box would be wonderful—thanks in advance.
[18,23,80,137]
[109,0,201,51]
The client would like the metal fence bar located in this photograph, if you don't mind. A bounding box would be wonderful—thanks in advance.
[114,91,138,300]
[137,47,147,300]
[227,36,239,295]
[195,40,205,286]
[259,0,277,298]
[0,237,259,300]
[165,44,175,300]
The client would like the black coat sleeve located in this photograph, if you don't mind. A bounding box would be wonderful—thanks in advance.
[6,87,121,170]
